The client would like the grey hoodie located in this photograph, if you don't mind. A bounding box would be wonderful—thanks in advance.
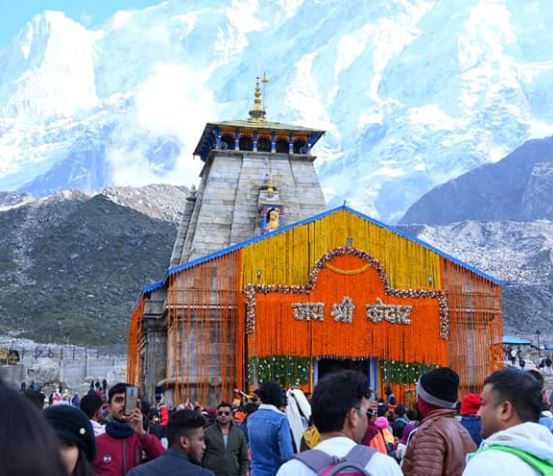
[462,422,553,476]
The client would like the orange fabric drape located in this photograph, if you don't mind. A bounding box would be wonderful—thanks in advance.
[248,254,449,365]
[166,251,243,405]
[126,296,145,386]
[441,258,503,394]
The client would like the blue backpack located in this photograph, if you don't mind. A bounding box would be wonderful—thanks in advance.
[292,444,376,476]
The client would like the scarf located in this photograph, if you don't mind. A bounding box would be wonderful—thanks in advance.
[106,419,134,439]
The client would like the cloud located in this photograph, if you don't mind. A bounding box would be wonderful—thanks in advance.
[107,63,217,188]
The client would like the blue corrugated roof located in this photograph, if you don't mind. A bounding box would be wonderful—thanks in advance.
[503,335,533,345]
[140,205,502,295]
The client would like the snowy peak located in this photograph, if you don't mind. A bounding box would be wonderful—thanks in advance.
[1,1,553,222]
[0,11,99,118]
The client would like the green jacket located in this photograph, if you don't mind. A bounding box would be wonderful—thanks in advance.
[202,423,249,476]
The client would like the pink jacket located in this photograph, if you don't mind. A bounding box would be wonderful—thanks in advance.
[93,431,164,476]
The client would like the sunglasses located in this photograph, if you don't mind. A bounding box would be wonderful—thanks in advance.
[218,411,231,416]
[354,407,374,417]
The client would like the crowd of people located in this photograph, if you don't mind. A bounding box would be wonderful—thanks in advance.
[2,365,553,476]
[504,345,553,373]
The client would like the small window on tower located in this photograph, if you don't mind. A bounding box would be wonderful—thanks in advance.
[276,138,289,153]
[221,134,234,150]
[257,136,271,152]
[239,135,253,151]
[293,138,307,154]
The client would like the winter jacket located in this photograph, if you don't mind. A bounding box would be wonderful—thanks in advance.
[462,422,553,476]
[93,429,165,476]
[128,448,214,476]
[402,408,476,476]
[202,423,249,476]
[460,415,482,447]
[247,404,294,476]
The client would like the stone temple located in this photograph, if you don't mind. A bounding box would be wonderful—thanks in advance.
[128,79,503,407]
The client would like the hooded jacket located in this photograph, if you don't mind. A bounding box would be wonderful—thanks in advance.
[462,422,553,476]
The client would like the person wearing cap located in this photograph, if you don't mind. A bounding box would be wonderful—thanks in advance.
[463,368,553,476]
[247,381,294,476]
[460,393,482,447]
[402,367,476,476]
[43,404,97,476]
[202,401,249,476]
[1,378,68,476]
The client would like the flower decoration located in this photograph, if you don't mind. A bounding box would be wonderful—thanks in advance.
[245,247,449,338]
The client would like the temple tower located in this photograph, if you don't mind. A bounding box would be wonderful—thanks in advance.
[170,77,326,265]
[140,77,328,402]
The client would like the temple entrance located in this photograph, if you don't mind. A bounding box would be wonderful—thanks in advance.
[315,357,378,395]
[317,358,368,379]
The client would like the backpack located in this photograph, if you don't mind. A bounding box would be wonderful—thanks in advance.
[292,444,376,476]
[478,445,553,476]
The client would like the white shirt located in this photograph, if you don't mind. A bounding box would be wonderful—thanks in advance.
[90,419,105,436]
[276,436,402,476]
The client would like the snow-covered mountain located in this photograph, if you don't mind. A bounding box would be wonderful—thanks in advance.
[400,135,553,224]
[1,0,553,222]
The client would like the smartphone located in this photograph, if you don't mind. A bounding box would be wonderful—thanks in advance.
[124,386,138,415]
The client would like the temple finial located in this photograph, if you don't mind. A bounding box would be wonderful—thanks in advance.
[248,75,267,122]
[267,174,275,196]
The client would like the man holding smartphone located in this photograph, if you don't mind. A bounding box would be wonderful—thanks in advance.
[93,383,165,475]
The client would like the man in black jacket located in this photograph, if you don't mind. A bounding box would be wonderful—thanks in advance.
[128,410,214,476]
[202,402,249,476]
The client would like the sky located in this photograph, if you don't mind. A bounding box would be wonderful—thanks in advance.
[0,0,160,47]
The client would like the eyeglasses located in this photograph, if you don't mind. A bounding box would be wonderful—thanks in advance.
[218,411,231,416]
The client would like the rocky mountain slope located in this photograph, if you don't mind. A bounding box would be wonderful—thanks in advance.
[398,136,553,339]
[1,1,553,222]
[0,182,549,344]
[400,136,553,225]
[400,220,553,338]
[0,185,186,345]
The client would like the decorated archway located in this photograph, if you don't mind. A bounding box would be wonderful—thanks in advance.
[245,247,449,396]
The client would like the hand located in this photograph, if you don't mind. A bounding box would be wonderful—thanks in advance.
[127,408,145,439]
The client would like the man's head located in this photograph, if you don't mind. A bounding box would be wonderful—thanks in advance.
[216,402,232,427]
[107,382,130,421]
[312,370,371,443]
[80,393,103,421]
[167,410,207,463]
[255,382,285,407]
[478,368,542,438]
[460,393,481,417]
[394,404,406,419]
[24,388,46,411]
[416,367,459,417]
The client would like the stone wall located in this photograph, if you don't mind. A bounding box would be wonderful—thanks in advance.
[0,344,126,391]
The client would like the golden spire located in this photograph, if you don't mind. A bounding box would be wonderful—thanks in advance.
[267,174,275,196]
[248,75,267,122]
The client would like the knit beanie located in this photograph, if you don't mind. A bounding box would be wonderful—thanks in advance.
[44,404,96,461]
[460,393,481,416]
[417,367,459,409]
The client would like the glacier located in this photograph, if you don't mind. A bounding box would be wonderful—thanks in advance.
[1,0,553,223]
